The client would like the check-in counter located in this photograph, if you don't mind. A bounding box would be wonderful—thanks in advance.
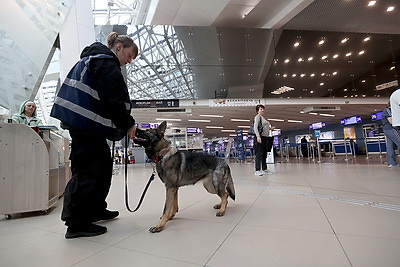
[0,123,70,218]
[365,136,386,154]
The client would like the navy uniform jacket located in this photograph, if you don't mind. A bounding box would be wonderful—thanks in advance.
[51,42,135,141]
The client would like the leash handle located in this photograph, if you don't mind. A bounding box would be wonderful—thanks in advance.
[124,134,156,212]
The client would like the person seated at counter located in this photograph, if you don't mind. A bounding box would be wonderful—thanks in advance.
[11,100,43,126]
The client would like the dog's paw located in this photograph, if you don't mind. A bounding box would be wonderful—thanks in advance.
[149,225,164,233]
[216,211,225,217]
[213,204,221,209]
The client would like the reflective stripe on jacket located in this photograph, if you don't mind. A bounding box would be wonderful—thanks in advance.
[50,54,131,139]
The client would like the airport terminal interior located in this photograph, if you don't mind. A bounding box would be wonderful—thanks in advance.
[1,0,400,266]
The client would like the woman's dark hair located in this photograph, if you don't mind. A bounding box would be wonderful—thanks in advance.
[256,104,265,112]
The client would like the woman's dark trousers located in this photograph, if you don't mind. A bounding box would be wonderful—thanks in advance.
[61,130,113,226]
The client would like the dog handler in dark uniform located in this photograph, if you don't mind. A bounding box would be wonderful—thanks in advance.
[51,32,138,238]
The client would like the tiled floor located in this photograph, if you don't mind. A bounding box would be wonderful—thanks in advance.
[1,158,400,267]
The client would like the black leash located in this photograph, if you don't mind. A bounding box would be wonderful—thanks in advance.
[123,135,156,212]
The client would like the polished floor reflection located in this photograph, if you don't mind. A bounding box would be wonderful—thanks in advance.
[1,160,400,266]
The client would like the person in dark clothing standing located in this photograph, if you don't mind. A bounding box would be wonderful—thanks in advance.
[51,32,138,238]
[301,136,309,158]
[253,104,274,176]
[381,103,400,167]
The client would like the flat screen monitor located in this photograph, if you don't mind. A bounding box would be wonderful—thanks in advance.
[309,122,326,129]
[344,127,356,139]
[187,127,203,133]
[340,116,361,125]
[371,112,382,121]
[273,136,279,147]
[272,129,281,136]
[319,131,335,140]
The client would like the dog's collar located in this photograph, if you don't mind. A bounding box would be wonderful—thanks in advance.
[153,147,171,163]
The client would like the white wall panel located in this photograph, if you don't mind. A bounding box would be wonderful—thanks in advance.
[0,0,73,113]
[59,0,95,81]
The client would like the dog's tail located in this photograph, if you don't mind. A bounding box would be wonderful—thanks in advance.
[225,165,236,201]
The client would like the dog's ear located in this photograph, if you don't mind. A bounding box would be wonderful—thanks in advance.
[157,121,167,134]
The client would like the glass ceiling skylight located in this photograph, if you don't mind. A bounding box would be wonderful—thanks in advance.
[91,0,142,25]
[95,25,198,100]
[126,25,197,100]
[92,1,197,100]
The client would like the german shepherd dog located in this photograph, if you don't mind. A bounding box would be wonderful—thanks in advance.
[134,121,236,233]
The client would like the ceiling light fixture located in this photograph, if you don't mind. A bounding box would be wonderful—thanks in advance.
[319,113,335,117]
[333,71,338,75]
[221,130,236,132]
[188,119,211,123]
[199,114,224,118]
[320,82,324,86]
[206,126,223,129]
[308,57,313,61]
[284,59,290,63]
[268,118,284,122]
[287,120,303,123]
[346,52,352,57]
[364,37,371,42]
[238,125,251,128]
[271,86,295,95]
[318,40,325,45]
[309,112,318,115]
[341,38,349,43]
[294,41,300,47]
[333,54,339,59]
[310,73,315,77]
[358,50,365,55]
[310,91,314,93]
[387,6,395,12]
[156,118,181,121]
[368,1,376,6]
[321,55,328,60]
[231,119,250,122]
